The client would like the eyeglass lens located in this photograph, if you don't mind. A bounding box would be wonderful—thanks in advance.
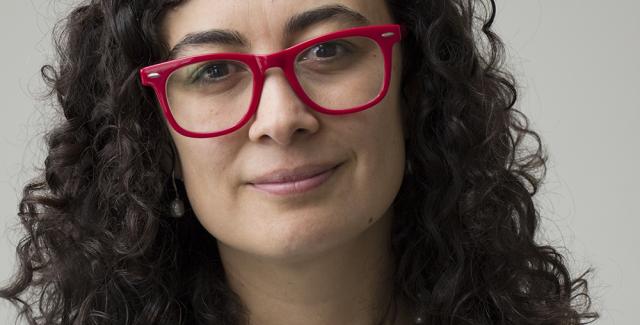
[165,36,384,134]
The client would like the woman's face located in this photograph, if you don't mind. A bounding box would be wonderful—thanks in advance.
[161,0,405,260]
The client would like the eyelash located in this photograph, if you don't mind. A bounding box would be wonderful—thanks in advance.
[190,61,247,84]
[298,40,354,62]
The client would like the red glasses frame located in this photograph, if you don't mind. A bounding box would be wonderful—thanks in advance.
[139,24,403,138]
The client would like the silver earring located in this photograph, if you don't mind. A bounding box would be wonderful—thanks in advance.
[405,157,415,176]
[169,169,185,218]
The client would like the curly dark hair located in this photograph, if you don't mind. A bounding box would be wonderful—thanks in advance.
[1,0,599,324]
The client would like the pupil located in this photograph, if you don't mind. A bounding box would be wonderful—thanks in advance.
[206,64,227,79]
[315,44,337,58]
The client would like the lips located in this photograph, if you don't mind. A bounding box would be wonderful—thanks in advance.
[247,162,341,195]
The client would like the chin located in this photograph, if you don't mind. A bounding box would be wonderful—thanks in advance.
[249,211,365,263]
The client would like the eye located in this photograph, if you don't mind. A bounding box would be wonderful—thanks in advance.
[190,61,247,84]
[298,40,354,63]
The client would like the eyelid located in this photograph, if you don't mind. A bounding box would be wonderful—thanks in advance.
[298,40,354,60]
[288,24,357,48]
[189,61,247,83]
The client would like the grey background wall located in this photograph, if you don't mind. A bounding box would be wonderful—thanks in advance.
[1,1,638,324]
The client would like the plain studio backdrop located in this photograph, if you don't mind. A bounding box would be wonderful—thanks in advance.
[1,1,638,324]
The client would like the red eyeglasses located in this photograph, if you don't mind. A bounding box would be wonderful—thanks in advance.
[139,24,403,138]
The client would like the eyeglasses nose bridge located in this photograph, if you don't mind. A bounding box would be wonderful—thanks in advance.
[256,52,287,73]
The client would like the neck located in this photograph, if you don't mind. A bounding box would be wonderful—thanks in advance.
[217,210,408,325]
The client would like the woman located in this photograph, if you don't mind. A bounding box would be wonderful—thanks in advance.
[1,0,598,324]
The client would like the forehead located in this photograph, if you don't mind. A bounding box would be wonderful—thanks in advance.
[161,0,393,51]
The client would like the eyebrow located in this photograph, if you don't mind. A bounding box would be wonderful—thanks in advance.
[168,4,371,58]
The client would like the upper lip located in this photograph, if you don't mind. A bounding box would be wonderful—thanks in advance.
[248,162,341,184]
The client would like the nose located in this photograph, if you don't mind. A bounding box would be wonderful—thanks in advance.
[247,68,320,146]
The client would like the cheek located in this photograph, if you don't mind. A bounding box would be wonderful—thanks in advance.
[174,137,242,233]
[349,62,406,177]
[348,43,405,187]
[337,98,406,221]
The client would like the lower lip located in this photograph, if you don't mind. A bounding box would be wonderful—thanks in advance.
[249,165,339,196]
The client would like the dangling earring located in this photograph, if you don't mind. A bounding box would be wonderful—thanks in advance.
[405,156,415,177]
[169,169,185,218]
